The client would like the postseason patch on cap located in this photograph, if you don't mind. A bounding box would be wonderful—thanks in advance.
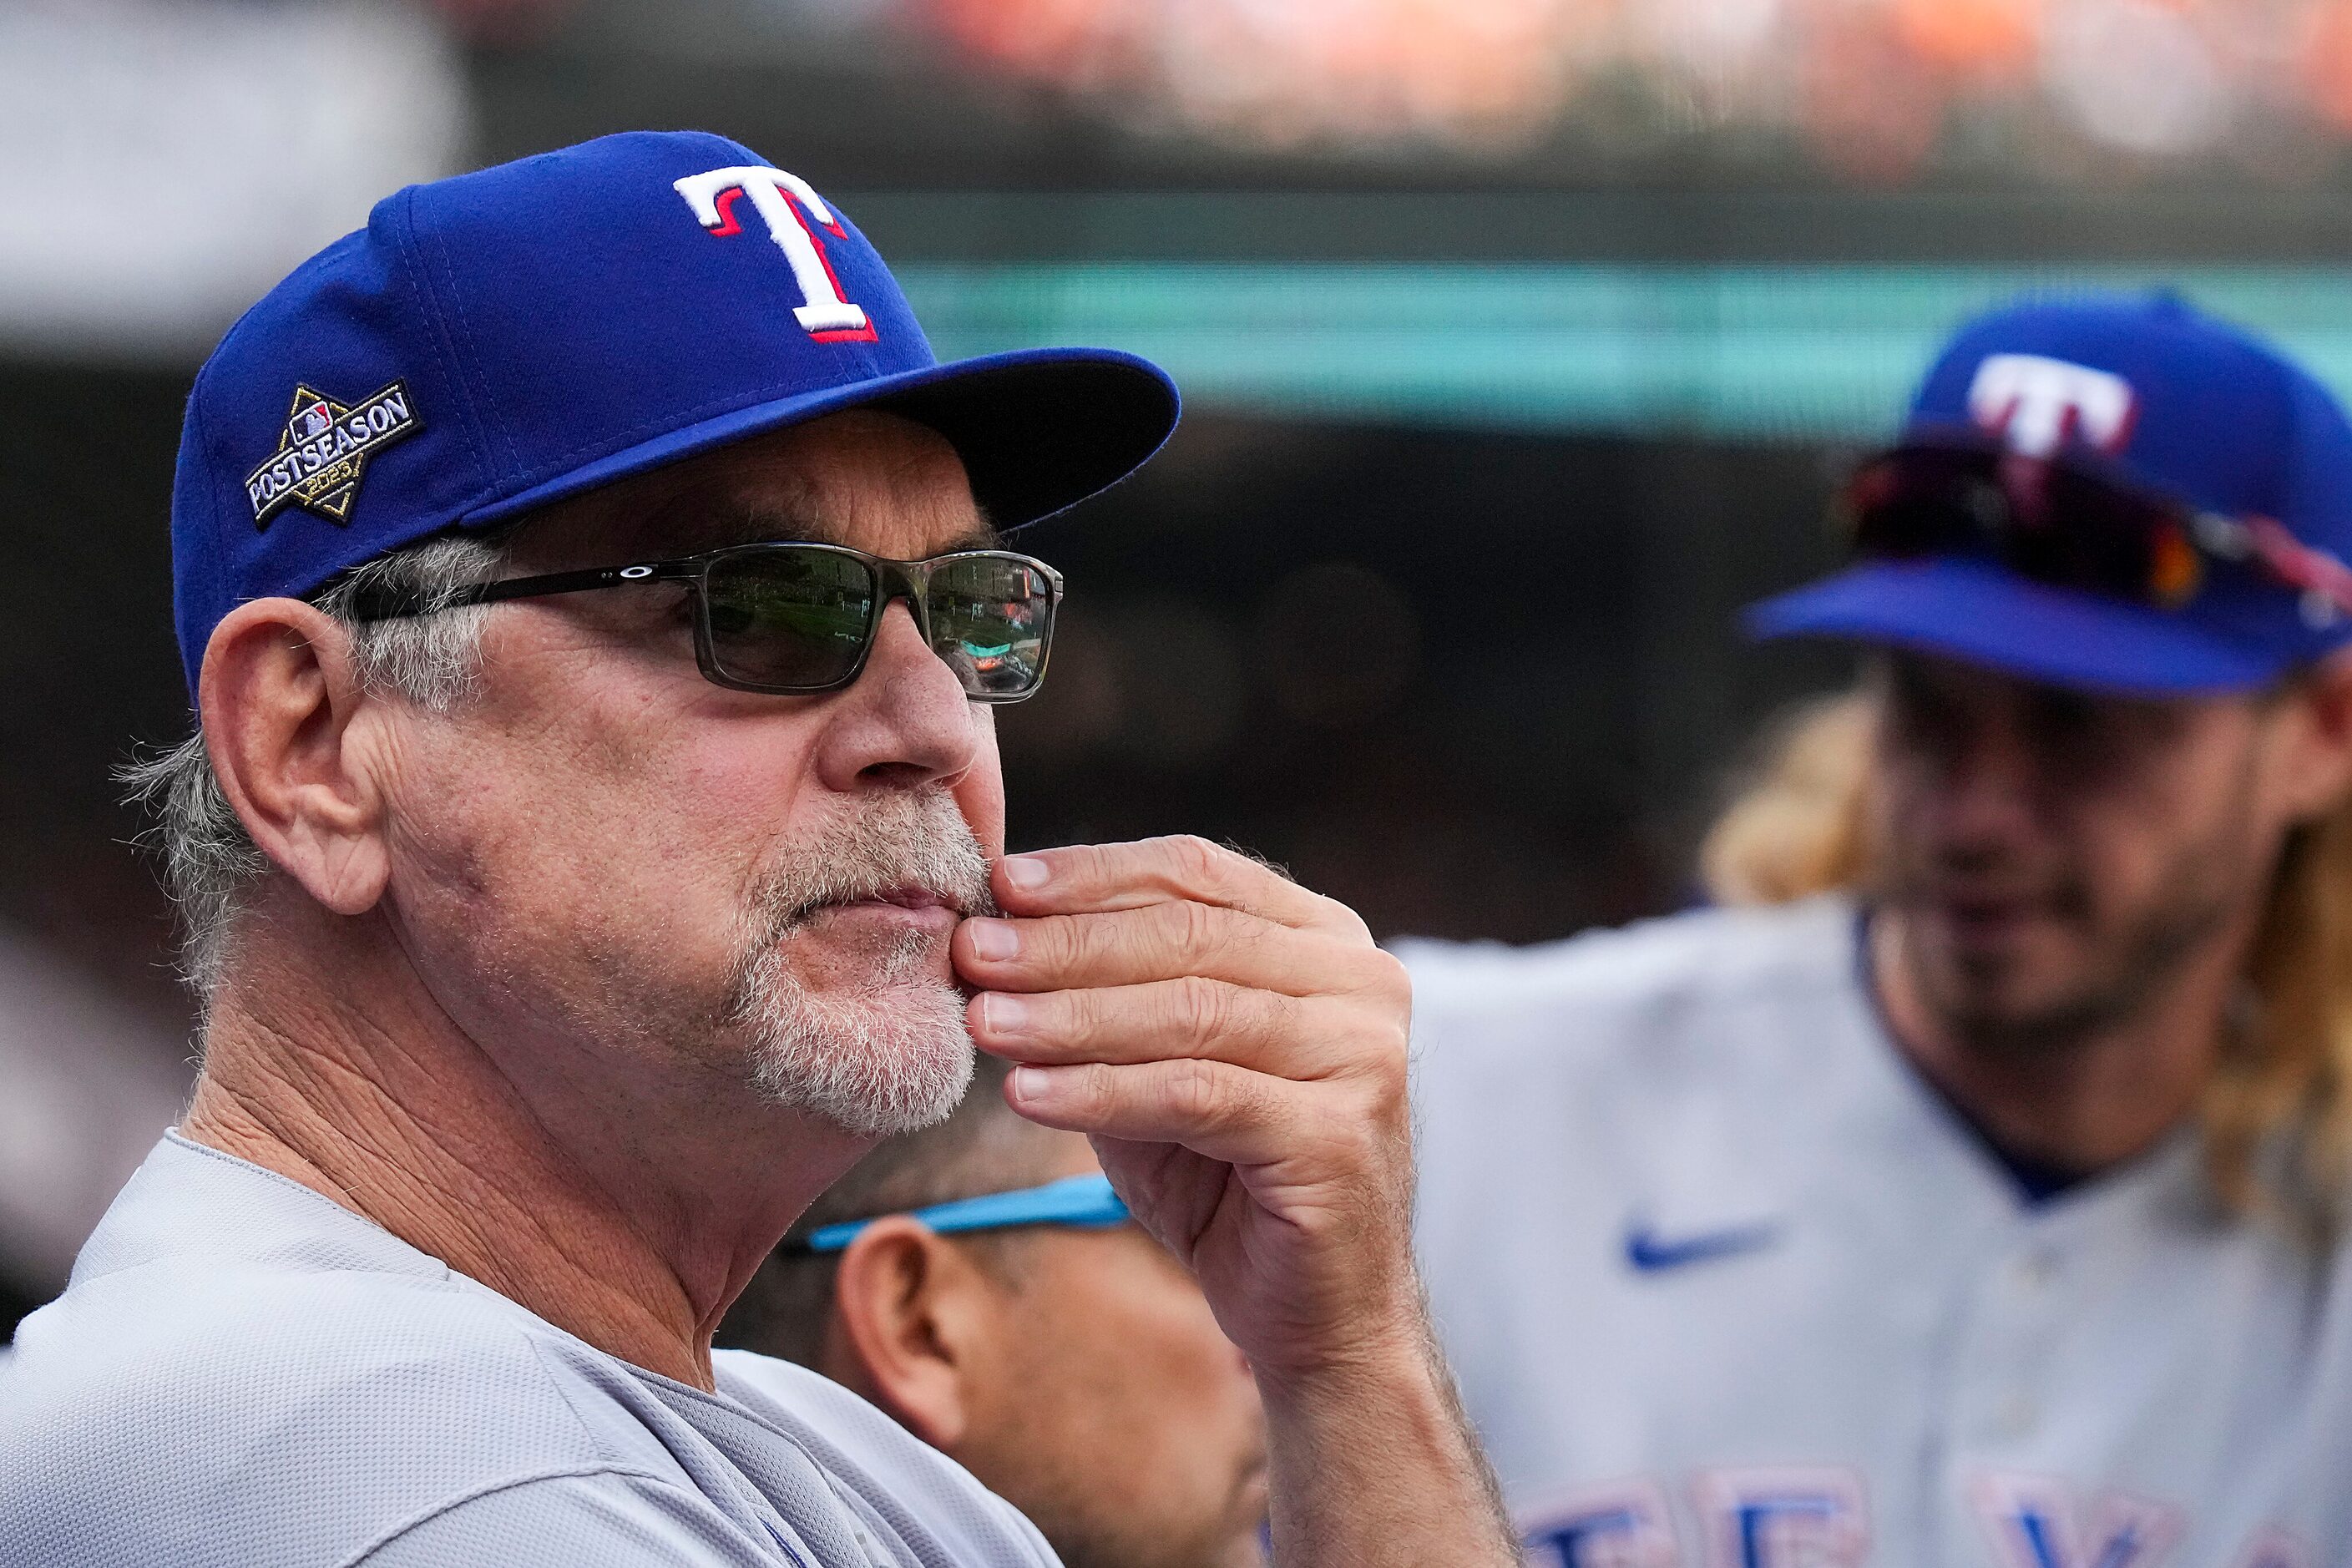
[244,381,422,529]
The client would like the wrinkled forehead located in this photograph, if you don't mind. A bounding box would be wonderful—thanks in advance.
[504,410,998,569]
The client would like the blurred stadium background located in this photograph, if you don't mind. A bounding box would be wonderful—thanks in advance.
[9,0,2352,1333]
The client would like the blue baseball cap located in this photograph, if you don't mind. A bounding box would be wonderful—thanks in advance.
[1748,293,2352,693]
[169,130,1179,705]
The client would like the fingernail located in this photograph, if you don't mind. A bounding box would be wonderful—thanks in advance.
[964,918,1019,962]
[981,993,1034,1036]
[1008,1065,1054,1104]
[1001,855,1051,891]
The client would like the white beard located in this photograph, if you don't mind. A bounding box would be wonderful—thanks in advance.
[726,792,992,1137]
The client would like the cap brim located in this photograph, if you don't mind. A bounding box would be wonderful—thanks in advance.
[461,346,1179,533]
[1745,558,2283,694]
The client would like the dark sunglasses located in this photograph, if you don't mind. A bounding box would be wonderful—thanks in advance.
[350,541,1064,701]
[1841,442,2352,624]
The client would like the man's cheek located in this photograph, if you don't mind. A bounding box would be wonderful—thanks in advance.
[1862,776,1920,861]
[956,708,1008,858]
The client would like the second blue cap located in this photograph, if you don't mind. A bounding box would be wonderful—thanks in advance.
[1750,292,2352,692]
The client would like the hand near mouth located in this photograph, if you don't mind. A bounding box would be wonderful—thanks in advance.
[952,835,1514,1568]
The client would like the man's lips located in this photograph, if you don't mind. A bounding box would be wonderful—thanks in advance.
[860,884,953,912]
[1920,888,2065,938]
[795,884,969,927]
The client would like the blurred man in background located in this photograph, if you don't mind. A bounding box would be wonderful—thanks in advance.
[723,1056,1267,1568]
[1409,296,2352,1567]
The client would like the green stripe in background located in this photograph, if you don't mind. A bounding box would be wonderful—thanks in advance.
[895,264,2352,440]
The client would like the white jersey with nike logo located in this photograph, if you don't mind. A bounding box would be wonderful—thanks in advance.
[1401,896,2352,1568]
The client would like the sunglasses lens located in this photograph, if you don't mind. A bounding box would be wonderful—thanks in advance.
[925,554,1056,699]
[1846,448,2202,607]
[701,549,878,690]
[1845,452,2006,558]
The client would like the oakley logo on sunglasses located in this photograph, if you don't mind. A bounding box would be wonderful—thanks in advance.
[673,165,877,343]
[1968,354,2138,459]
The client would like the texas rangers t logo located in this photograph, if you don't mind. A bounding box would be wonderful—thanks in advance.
[1968,354,2138,458]
[674,164,876,342]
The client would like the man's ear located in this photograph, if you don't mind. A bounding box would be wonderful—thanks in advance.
[199,597,392,917]
[827,1219,1001,1453]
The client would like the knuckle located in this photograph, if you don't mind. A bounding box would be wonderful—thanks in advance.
[1312,890,1374,943]
[1063,842,1111,889]
[1030,912,1082,970]
[1317,996,1406,1080]
[1367,1026,1410,1094]
[1175,898,1227,960]
[1360,947,1413,1008]
[1073,1059,1118,1111]
[1073,910,1125,972]
[1333,990,1410,1082]
[1333,903,1375,944]
[1164,833,1227,889]
[1164,1056,1230,1123]
[1060,984,1105,1039]
[1167,974,1235,1045]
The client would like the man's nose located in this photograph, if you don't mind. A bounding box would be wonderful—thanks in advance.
[812,599,979,792]
[1917,713,2048,843]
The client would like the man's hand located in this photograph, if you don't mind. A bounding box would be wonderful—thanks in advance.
[954,836,1515,1568]
[954,834,1410,1380]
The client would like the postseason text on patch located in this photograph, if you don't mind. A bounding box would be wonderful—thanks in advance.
[245,382,422,528]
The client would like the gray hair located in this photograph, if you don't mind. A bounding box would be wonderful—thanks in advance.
[119,532,509,1005]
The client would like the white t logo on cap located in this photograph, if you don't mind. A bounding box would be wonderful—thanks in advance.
[1967,353,2137,458]
[674,165,874,341]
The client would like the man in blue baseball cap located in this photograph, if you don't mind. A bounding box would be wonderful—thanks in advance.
[1406,294,2352,1565]
[0,132,1514,1568]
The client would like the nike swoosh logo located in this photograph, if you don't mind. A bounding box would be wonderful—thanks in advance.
[1623,1220,1781,1274]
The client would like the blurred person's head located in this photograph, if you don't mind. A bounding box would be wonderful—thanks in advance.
[1859,652,2352,1054]
[1716,294,2352,1215]
[721,1056,1269,1568]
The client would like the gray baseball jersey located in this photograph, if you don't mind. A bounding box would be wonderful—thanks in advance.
[1403,896,2352,1568]
[0,1132,1058,1568]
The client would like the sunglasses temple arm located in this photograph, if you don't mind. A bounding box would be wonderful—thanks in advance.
[2243,516,2352,622]
[348,563,677,621]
